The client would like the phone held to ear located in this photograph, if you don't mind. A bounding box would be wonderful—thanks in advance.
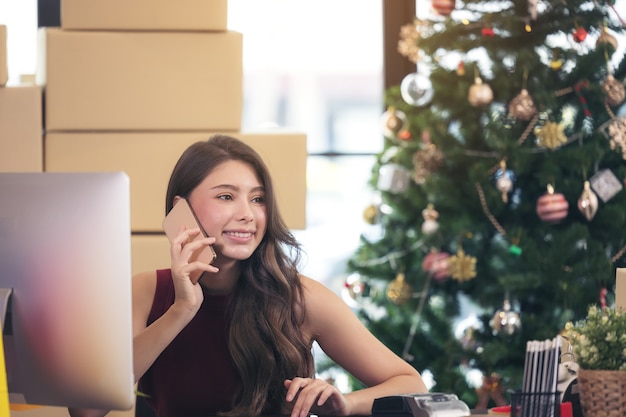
[162,198,217,284]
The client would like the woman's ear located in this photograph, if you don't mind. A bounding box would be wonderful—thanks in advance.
[172,195,184,206]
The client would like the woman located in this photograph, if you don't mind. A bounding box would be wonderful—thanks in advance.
[73,135,427,417]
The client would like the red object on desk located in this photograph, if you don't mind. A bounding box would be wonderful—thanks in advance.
[489,402,573,416]
[561,402,573,417]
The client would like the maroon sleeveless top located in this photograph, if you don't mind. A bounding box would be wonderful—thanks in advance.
[138,269,240,417]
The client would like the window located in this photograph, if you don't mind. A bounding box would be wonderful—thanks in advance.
[228,0,384,284]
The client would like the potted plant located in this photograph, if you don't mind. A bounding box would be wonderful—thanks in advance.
[564,305,626,417]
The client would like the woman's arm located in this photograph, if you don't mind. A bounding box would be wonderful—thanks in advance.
[300,276,428,416]
[134,227,217,380]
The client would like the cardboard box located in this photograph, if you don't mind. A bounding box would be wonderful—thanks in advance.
[617,268,626,311]
[45,131,307,231]
[37,28,242,131]
[0,86,43,172]
[61,0,227,31]
[0,25,7,86]
[131,234,170,276]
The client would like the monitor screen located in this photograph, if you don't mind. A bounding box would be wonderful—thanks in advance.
[0,172,135,410]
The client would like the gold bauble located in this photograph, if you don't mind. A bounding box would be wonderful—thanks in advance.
[380,107,408,138]
[508,89,537,121]
[363,203,380,225]
[602,74,626,107]
[386,273,412,305]
[468,77,493,107]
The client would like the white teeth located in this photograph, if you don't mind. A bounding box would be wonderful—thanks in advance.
[226,231,252,238]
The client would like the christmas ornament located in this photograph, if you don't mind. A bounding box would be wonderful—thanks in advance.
[577,181,599,221]
[421,249,450,280]
[549,59,563,70]
[508,89,537,121]
[481,26,495,37]
[363,203,380,225]
[549,51,563,70]
[536,184,569,223]
[589,169,623,203]
[380,107,408,138]
[572,26,588,43]
[494,160,514,203]
[377,163,411,193]
[448,246,477,282]
[412,139,444,184]
[400,71,434,107]
[468,77,493,107]
[602,74,626,107]
[397,22,421,64]
[456,61,465,76]
[596,27,618,51]
[475,373,508,409]
[490,299,521,335]
[421,204,440,234]
[386,272,412,305]
[398,129,412,141]
[454,315,483,351]
[431,0,455,16]
[341,273,368,308]
[535,121,567,149]
[607,115,626,159]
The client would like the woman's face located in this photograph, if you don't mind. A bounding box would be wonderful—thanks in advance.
[187,160,267,263]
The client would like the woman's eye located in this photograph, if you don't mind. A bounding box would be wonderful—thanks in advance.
[252,196,265,204]
[218,194,233,201]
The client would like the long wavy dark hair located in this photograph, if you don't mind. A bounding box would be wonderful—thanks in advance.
[165,134,313,417]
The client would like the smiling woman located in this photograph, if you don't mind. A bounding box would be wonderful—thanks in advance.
[65,134,427,417]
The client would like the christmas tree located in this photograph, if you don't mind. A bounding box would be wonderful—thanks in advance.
[341,0,626,408]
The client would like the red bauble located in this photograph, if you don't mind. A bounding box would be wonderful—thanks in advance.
[481,27,495,37]
[536,185,569,223]
[432,0,455,16]
[573,27,588,43]
[422,251,450,280]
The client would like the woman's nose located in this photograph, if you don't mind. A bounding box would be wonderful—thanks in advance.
[237,203,254,223]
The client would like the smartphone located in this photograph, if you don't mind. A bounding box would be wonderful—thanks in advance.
[162,198,217,283]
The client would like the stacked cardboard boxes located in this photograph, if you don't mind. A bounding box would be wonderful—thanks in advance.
[34,1,307,277]
[0,25,44,173]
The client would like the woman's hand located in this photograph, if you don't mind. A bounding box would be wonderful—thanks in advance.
[284,377,351,417]
[169,225,217,316]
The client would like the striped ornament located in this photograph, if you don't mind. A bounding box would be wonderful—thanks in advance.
[536,185,569,223]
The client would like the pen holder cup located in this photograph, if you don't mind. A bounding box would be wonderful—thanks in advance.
[510,391,561,417]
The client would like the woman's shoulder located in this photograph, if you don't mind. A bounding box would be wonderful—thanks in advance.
[132,269,160,290]
[297,275,365,344]
[299,274,335,298]
[298,275,350,317]
[132,269,168,312]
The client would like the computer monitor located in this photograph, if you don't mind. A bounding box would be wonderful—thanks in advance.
[0,172,135,410]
